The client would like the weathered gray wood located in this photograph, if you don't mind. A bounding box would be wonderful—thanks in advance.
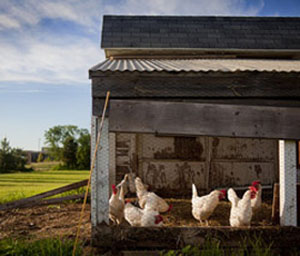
[37,193,86,206]
[92,98,110,117]
[92,72,300,98]
[5,193,87,210]
[109,133,116,194]
[0,179,88,211]
[92,117,110,226]
[109,100,300,140]
[93,97,300,116]
[279,140,297,226]
[102,48,300,60]
[272,183,280,225]
[91,115,98,227]
[92,225,300,252]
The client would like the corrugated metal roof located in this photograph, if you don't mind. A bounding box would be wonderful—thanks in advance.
[90,59,300,73]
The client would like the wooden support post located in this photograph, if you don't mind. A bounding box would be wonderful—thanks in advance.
[91,116,110,226]
[109,133,116,194]
[91,116,98,227]
[279,140,297,226]
[272,183,280,225]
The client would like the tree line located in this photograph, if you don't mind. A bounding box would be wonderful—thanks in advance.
[0,125,90,173]
[0,138,28,173]
[44,125,90,169]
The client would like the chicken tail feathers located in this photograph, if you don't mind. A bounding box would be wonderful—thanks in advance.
[228,188,238,207]
[192,184,198,198]
[119,185,125,203]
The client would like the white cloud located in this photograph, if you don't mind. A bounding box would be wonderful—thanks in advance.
[0,0,265,85]
[0,89,44,94]
[104,0,264,16]
[0,0,264,32]
[0,14,20,30]
[0,36,104,84]
[0,0,103,33]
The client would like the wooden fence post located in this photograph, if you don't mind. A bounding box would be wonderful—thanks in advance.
[279,140,297,226]
[91,116,110,226]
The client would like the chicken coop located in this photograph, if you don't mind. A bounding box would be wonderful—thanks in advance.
[89,15,300,253]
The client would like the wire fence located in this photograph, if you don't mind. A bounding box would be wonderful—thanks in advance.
[108,131,281,227]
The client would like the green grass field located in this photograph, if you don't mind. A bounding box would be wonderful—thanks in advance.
[0,162,89,204]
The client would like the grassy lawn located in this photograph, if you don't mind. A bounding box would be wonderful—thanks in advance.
[0,162,89,204]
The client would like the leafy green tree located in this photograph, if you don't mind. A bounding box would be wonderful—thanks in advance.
[0,138,27,173]
[76,133,90,169]
[44,125,80,160]
[12,148,27,170]
[61,136,78,168]
[0,138,14,171]
[44,125,91,169]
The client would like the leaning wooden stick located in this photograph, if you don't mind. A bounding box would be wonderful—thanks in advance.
[72,91,110,256]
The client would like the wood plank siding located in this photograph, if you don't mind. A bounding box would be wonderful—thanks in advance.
[113,133,278,196]
[109,100,300,140]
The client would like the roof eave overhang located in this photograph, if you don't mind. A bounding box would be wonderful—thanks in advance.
[104,47,300,59]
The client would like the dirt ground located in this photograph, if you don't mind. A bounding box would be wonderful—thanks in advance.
[0,199,273,241]
[0,203,91,241]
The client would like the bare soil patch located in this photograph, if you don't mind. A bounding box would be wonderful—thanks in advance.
[0,203,90,240]
[0,199,273,241]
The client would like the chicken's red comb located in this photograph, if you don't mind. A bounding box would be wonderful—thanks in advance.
[220,189,227,196]
[252,180,261,186]
[111,184,117,194]
[249,186,257,192]
[167,204,173,212]
[125,199,131,204]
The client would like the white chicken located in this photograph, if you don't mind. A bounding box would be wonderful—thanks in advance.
[116,172,137,196]
[124,200,142,226]
[135,177,171,213]
[127,172,137,193]
[109,184,125,225]
[124,200,163,227]
[141,208,163,227]
[191,184,226,225]
[250,180,262,211]
[116,174,129,195]
[228,186,257,227]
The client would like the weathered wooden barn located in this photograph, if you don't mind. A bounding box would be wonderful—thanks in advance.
[89,16,300,253]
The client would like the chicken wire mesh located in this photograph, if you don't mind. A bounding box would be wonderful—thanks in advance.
[107,131,283,227]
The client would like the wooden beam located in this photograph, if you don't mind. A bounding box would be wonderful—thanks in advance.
[3,193,87,210]
[0,179,88,211]
[92,73,300,98]
[93,225,300,252]
[279,140,297,226]
[109,100,300,140]
[93,98,300,116]
[103,48,300,59]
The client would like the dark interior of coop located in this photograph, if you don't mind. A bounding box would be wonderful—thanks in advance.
[112,131,277,227]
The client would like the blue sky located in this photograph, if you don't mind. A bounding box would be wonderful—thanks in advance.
[0,0,299,150]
